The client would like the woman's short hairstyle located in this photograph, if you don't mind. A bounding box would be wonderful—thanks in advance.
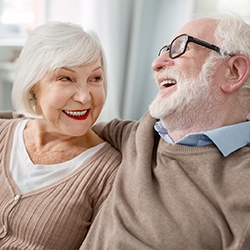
[12,21,108,117]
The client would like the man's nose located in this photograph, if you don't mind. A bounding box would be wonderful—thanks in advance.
[151,51,174,71]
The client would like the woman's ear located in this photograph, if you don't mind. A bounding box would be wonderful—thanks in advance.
[30,84,43,115]
[222,55,250,93]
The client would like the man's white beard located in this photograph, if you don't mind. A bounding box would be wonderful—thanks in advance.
[149,54,222,131]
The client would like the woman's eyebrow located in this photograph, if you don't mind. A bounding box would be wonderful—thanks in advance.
[93,66,103,71]
[60,67,75,73]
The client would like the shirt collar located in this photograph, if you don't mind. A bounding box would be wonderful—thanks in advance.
[154,121,250,157]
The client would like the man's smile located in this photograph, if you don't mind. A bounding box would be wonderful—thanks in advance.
[159,79,177,89]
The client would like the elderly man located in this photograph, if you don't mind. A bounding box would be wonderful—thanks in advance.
[79,14,250,250]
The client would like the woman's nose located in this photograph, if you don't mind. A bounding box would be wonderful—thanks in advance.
[73,84,91,103]
[151,51,174,72]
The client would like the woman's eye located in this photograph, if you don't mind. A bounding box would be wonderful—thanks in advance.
[91,76,102,82]
[59,76,71,81]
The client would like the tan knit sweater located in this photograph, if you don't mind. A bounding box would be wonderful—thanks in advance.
[0,118,121,249]
[81,111,250,250]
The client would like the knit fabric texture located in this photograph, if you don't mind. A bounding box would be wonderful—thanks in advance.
[0,118,121,250]
[81,111,250,250]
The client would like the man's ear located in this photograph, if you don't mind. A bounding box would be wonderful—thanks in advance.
[222,55,250,93]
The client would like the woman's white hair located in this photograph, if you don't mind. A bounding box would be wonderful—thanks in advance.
[12,21,108,118]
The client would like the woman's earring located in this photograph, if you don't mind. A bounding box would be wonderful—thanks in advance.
[29,92,36,101]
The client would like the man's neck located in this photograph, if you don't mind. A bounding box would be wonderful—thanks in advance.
[164,126,209,143]
[161,113,247,143]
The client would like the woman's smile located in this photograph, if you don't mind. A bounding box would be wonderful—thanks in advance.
[63,109,90,120]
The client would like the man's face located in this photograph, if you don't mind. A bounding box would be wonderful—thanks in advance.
[149,18,223,129]
[149,54,220,119]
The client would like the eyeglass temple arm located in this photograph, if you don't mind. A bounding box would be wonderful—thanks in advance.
[188,36,234,57]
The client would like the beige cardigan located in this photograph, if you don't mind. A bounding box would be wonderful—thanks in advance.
[81,111,250,250]
[0,118,121,249]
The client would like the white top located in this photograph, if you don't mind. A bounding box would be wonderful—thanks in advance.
[10,119,105,194]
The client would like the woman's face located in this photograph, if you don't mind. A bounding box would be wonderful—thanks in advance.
[33,59,105,137]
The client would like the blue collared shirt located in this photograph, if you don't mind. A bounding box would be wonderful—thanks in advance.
[154,121,250,156]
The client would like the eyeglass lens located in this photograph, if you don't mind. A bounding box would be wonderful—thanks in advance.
[171,35,187,58]
[159,34,188,58]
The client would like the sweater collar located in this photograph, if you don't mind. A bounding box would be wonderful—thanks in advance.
[154,121,250,157]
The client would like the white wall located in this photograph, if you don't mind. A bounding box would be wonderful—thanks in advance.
[1,0,250,120]
[45,0,195,121]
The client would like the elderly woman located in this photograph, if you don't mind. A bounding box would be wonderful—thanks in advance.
[0,22,121,249]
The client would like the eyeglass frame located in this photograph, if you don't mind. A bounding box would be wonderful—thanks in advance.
[158,34,235,59]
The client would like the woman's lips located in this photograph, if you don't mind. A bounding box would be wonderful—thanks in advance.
[63,109,90,120]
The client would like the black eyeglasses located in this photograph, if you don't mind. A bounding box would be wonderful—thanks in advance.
[158,34,235,59]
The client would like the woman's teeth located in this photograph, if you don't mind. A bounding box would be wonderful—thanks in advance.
[63,110,88,116]
[160,79,176,87]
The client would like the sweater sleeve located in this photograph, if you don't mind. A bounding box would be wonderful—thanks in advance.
[92,118,138,152]
[0,111,24,119]
[90,160,118,221]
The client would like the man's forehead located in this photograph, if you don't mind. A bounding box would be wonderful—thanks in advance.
[173,18,219,43]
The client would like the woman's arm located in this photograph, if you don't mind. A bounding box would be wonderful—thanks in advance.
[0,111,24,119]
